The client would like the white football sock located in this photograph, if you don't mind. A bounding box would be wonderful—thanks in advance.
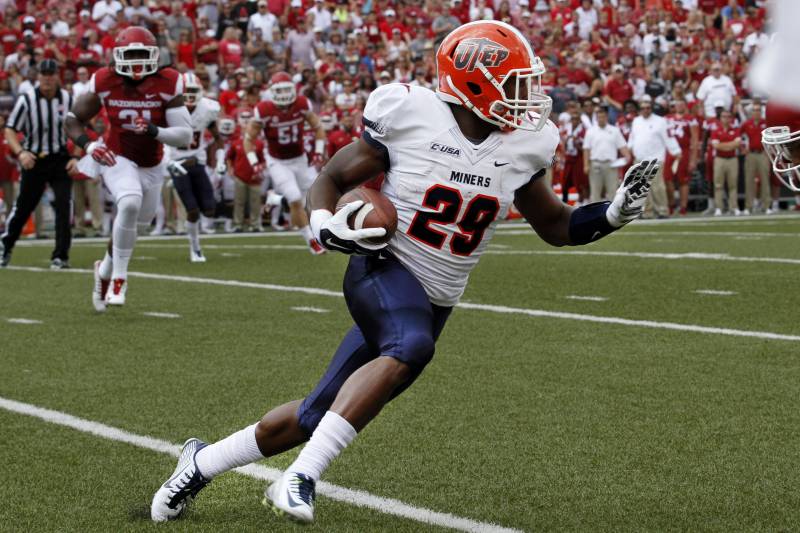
[153,196,165,232]
[186,221,200,252]
[287,411,356,481]
[270,206,281,227]
[111,195,141,280]
[195,423,263,479]
[300,225,313,245]
[99,251,113,280]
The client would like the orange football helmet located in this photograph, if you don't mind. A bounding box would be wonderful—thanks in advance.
[113,26,159,80]
[763,101,800,191]
[436,20,551,132]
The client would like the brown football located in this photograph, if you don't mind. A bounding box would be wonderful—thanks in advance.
[335,187,398,245]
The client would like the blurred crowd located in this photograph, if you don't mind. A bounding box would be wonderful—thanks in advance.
[0,0,795,237]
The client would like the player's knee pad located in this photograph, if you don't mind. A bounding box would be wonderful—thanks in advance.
[393,331,436,371]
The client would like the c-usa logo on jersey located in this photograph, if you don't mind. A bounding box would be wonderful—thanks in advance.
[453,38,509,73]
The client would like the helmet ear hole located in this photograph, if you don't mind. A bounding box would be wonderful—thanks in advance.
[466,82,482,96]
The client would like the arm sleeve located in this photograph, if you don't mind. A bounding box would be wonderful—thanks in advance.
[156,106,193,147]
[582,129,593,150]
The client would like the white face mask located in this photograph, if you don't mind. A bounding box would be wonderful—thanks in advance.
[763,126,800,191]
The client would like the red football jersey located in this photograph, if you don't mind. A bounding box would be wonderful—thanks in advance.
[254,95,312,160]
[666,113,699,151]
[90,66,183,168]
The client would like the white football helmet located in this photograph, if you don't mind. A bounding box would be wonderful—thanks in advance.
[183,72,203,108]
[763,101,800,191]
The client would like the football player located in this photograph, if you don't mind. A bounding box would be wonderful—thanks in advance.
[151,21,658,524]
[164,72,221,262]
[210,116,237,233]
[66,26,192,309]
[244,71,327,254]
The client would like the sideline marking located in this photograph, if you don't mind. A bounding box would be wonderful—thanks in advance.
[291,306,330,313]
[565,295,608,302]
[694,290,737,296]
[6,266,800,342]
[0,396,522,533]
[7,318,42,324]
[142,312,181,319]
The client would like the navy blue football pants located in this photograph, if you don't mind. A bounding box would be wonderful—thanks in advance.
[296,254,452,436]
[172,163,215,214]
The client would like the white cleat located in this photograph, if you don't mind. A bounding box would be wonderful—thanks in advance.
[713,208,723,217]
[151,438,210,522]
[190,249,207,263]
[92,260,110,312]
[106,278,127,306]
[263,471,316,523]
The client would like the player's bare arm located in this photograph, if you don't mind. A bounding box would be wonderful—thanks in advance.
[305,110,327,164]
[65,93,117,166]
[514,172,573,246]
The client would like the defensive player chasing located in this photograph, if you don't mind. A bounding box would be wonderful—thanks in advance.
[164,72,221,262]
[151,21,658,524]
[65,26,192,309]
[244,72,327,254]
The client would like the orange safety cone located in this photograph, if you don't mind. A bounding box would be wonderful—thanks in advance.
[21,215,35,236]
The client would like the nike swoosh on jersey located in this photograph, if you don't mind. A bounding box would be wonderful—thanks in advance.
[145,94,156,99]
[494,161,509,167]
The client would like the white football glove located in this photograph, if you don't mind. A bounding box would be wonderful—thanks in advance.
[310,201,387,255]
[166,160,188,178]
[215,161,227,175]
[606,159,660,228]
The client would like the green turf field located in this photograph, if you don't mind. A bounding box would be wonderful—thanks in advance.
[1,215,800,532]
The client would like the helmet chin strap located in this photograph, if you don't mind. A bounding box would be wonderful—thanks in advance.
[440,74,506,130]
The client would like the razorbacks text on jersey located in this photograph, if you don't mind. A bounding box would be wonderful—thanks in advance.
[89,66,183,168]
[362,83,559,306]
[254,95,312,160]
[166,96,220,165]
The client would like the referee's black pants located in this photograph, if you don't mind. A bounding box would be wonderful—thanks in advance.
[1,154,72,261]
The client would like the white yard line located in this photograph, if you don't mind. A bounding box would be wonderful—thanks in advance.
[291,306,330,313]
[0,396,521,533]
[486,249,800,266]
[694,290,737,296]
[6,318,42,324]
[5,266,800,342]
[142,312,181,318]
[565,295,608,302]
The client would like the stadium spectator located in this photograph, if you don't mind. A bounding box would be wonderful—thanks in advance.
[249,0,279,42]
[697,62,737,118]
[92,0,123,33]
[604,64,634,124]
[710,109,743,216]
[740,99,774,214]
[583,106,630,202]
[628,96,681,219]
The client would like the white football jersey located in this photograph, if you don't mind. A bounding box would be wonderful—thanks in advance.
[363,84,559,306]
[166,97,221,165]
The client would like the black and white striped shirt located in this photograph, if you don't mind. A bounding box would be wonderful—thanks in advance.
[7,86,73,156]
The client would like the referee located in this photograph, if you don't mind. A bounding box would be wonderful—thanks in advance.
[0,59,75,269]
